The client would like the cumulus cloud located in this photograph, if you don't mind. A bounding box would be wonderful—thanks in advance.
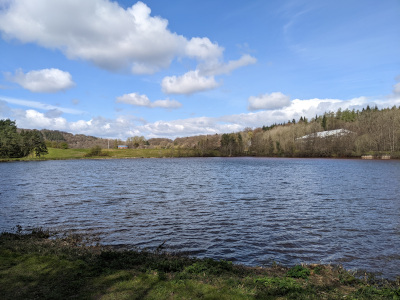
[116,93,182,109]
[223,96,375,129]
[162,70,219,95]
[139,117,242,138]
[6,68,75,93]
[0,0,226,74]
[161,55,256,95]
[0,0,256,99]
[15,109,68,130]
[117,93,151,107]
[248,92,291,111]
[12,107,139,138]
[185,37,224,61]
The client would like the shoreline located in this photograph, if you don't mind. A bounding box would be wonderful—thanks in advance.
[1,146,399,162]
[1,229,399,299]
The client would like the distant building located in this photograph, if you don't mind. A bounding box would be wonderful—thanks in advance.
[118,145,128,149]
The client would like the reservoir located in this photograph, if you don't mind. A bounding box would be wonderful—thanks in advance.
[1,157,399,278]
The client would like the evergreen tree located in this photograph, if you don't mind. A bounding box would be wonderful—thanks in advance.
[0,119,23,158]
[31,130,48,157]
[321,114,327,131]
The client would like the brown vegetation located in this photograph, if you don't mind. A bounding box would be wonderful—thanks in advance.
[248,106,400,158]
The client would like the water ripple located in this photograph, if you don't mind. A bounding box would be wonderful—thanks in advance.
[1,157,399,278]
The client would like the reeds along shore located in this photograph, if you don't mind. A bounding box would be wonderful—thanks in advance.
[1,228,399,299]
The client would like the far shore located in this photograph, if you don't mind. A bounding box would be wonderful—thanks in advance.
[1,147,399,162]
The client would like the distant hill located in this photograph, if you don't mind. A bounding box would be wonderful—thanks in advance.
[40,129,114,149]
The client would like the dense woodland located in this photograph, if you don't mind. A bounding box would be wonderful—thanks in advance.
[1,105,400,159]
[0,119,48,158]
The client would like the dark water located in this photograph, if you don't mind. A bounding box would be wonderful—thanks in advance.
[1,157,399,278]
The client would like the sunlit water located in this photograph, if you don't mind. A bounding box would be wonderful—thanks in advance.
[1,157,399,278]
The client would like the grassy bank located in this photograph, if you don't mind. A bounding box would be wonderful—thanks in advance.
[2,147,399,162]
[1,147,211,161]
[1,229,399,299]
[43,147,216,160]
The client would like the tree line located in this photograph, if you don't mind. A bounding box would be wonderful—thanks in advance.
[139,106,400,158]
[224,106,400,158]
[2,105,400,158]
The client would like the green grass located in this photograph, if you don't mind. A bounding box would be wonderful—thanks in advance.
[1,229,399,299]
[1,147,221,161]
[286,265,311,279]
[7,147,217,161]
[0,148,90,161]
[102,148,203,159]
[44,147,90,159]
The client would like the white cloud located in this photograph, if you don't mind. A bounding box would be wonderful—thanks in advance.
[161,55,256,96]
[162,70,219,95]
[185,37,224,61]
[116,93,181,109]
[117,93,151,107]
[12,108,140,139]
[69,117,120,135]
[0,0,256,99]
[15,109,68,130]
[0,0,256,89]
[139,117,242,138]
[0,0,226,74]
[152,99,182,109]
[248,92,291,111]
[6,68,75,93]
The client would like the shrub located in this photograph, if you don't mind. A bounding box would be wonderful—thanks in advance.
[286,265,311,279]
[84,145,109,157]
[184,259,233,275]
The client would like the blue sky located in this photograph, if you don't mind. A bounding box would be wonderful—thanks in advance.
[1,0,399,139]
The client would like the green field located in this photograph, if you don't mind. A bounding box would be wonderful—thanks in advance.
[1,229,399,300]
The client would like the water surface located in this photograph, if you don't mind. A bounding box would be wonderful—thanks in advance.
[1,157,399,278]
